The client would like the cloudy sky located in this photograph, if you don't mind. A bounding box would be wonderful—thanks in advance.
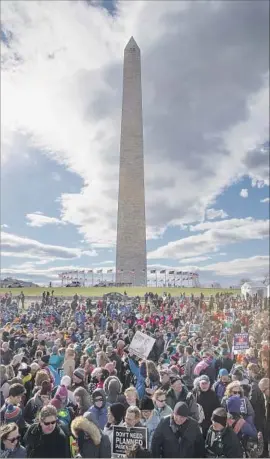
[1,0,269,286]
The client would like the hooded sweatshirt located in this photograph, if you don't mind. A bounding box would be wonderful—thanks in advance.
[103,376,122,404]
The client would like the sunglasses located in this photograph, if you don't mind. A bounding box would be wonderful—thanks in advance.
[157,399,166,402]
[232,391,241,394]
[42,420,57,426]
[7,436,20,443]
[94,398,103,402]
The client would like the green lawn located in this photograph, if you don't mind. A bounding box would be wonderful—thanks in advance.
[0,286,240,297]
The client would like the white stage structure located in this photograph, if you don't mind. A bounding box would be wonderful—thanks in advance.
[58,270,200,288]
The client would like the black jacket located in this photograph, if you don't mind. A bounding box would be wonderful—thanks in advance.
[205,425,243,458]
[166,386,199,421]
[249,380,266,432]
[151,415,205,458]
[194,389,220,435]
[23,423,70,458]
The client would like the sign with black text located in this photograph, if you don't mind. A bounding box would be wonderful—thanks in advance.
[233,333,249,351]
[112,426,147,457]
[129,331,155,359]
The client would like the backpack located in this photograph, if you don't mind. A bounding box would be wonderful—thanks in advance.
[193,391,205,424]
[58,407,71,426]
[187,391,205,424]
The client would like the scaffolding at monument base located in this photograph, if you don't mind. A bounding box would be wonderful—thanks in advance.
[58,269,200,288]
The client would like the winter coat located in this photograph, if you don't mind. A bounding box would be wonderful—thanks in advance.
[23,393,43,425]
[153,404,172,421]
[215,357,234,374]
[151,415,205,458]
[0,444,26,458]
[166,386,199,422]
[23,423,70,458]
[193,388,220,436]
[0,381,10,401]
[213,379,229,401]
[249,380,266,432]
[104,421,124,448]
[74,416,111,458]
[49,354,64,370]
[141,413,160,448]
[205,425,244,458]
[128,358,146,399]
[63,358,75,379]
[221,395,254,419]
[182,356,196,388]
[84,390,108,430]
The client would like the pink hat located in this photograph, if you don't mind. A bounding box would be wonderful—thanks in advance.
[56,384,68,400]
[51,397,62,410]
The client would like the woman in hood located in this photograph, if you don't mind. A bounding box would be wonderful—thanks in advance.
[73,387,91,416]
[104,402,126,448]
[71,416,111,458]
[103,376,122,404]
[84,389,108,430]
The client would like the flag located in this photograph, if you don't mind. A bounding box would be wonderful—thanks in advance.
[150,269,156,274]
[169,270,175,275]
[177,271,182,275]
[160,270,166,274]
[107,269,113,273]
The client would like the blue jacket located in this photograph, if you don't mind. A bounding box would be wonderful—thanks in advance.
[128,358,146,399]
[85,404,108,430]
[49,354,64,370]
[213,380,227,401]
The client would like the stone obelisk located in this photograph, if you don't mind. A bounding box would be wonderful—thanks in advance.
[116,37,147,286]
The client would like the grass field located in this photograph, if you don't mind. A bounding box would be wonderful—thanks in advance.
[0,286,240,297]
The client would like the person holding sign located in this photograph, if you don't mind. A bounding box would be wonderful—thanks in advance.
[140,397,160,448]
[151,401,205,458]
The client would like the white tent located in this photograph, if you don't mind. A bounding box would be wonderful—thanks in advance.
[241,282,267,299]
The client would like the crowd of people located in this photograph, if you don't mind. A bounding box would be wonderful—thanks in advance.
[0,290,269,458]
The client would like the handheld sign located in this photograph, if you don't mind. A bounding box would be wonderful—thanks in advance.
[189,324,200,333]
[112,426,148,457]
[233,333,249,351]
[129,331,155,360]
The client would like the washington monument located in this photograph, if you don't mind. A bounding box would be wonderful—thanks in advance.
[116,37,147,286]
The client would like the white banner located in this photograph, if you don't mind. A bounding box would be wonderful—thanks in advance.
[129,331,155,360]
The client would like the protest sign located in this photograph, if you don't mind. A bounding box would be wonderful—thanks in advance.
[189,324,200,333]
[112,426,147,457]
[129,331,155,359]
[233,333,249,351]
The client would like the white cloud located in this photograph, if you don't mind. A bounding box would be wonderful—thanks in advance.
[179,256,212,264]
[148,218,269,259]
[201,255,269,277]
[240,188,249,198]
[260,197,270,203]
[206,208,228,220]
[1,1,269,247]
[1,224,9,229]
[26,212,67,227]
[1,231,98,259]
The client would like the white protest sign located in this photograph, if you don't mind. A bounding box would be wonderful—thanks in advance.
[129,331,155,360]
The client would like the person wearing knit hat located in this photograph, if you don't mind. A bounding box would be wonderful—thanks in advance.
[213,369,230,401]
[151,401,205,457]
[72,368,86,389]
[4,404,22,424]
[104,401,126,444]
[55,384,68,405]
[139,397,160,449]
[166,376,199,421]
[205,407,244,457]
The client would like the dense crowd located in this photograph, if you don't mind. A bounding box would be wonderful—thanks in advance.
[0,290,269,458]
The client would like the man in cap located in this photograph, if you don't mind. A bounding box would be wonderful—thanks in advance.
[166,376,199,421]
[151,401,205,458]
